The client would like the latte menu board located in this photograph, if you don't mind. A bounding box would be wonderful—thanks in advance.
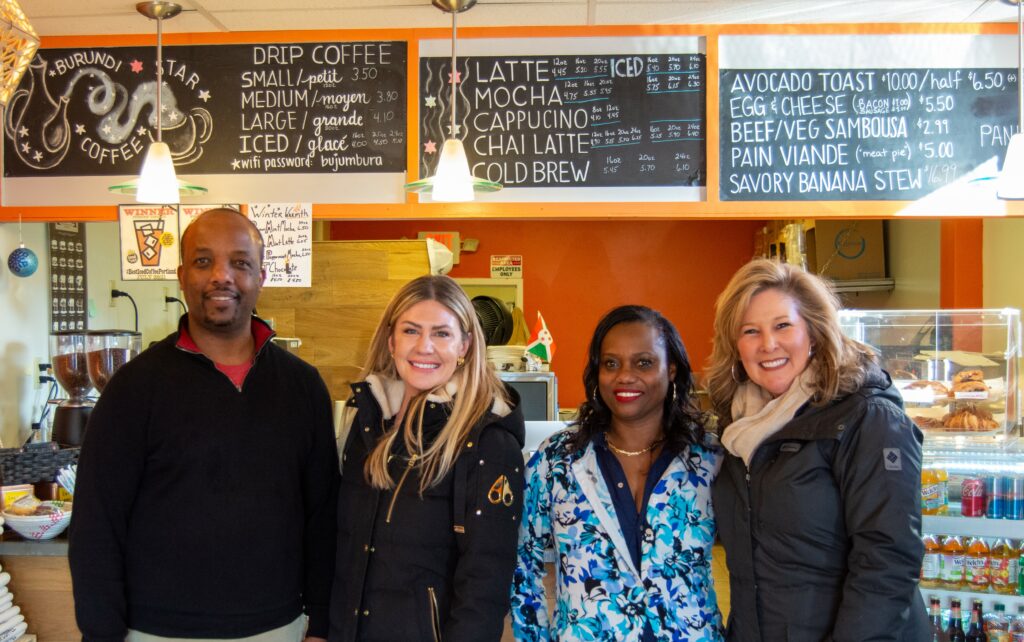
[2,41,407,205]
[417,36,706,202]
[720,34,1019,201]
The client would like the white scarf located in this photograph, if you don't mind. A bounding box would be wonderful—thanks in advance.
[722,367,816,468]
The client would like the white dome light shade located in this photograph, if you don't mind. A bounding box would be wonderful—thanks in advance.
[430,139,475,202]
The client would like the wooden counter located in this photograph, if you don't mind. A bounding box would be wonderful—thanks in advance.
[0,538,78,642]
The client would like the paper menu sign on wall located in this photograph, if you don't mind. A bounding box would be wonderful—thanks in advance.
[118,205,180,280]
[247,202,312,287]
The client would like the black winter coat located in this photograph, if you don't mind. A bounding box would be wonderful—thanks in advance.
[713,365,929,642]
[329,378,526,642]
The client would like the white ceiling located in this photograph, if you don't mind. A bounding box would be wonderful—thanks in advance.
[19,0,1024,38]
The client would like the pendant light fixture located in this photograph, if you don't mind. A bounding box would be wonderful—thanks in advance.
[109,2,206,204]
[998,0,1024,200]
[405,0,501,202]
[0,0,39,108]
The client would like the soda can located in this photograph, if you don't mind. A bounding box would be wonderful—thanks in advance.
[985,476,1005,519]
[961,477,985,517]
[1008,476,1024,521]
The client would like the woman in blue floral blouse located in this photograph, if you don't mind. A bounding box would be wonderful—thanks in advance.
[511,305,723,642]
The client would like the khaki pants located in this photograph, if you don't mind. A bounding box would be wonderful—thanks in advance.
[127,615,305,642]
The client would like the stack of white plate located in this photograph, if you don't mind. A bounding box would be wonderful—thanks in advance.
[487,345,526,372]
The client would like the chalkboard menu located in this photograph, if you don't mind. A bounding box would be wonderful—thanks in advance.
[418,53,706,189]
[720,67,1019,200]
[3,41,406,178]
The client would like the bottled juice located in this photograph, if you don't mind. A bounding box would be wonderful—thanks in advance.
[941,535,966,590]
[922,534,943,589]
[1010,605,1024,642]
[990,539,1020,595]
[923,467,950,515]
[986,603,1010,642]
[964,536,991,591]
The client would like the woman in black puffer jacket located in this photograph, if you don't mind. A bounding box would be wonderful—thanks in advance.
[329,275,524,642]
[706,259,928,642]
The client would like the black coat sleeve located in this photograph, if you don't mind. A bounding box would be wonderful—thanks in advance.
[300,369,341,638]
[67,369,151,642]
[444,421,526,642]
[830,399,925,642]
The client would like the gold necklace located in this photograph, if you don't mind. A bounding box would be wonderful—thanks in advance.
[606,436,664,457]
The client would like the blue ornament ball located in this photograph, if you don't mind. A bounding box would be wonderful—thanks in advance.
[7,246,39,278]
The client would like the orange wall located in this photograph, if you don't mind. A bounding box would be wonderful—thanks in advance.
[330,219,763,409]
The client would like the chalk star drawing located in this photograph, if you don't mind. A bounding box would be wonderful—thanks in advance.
[101,124,112,135]
[136,126,147,136]
[74,124,85,135]
[231,159,241,170]
[18,126,27,137]
[130,60,143,73]
[448,70,462,84]
[20,142,29,153]
[447,124,461,136]
[198,89,211,102]
[424,140,437,154]
[48,69,55,77]
[32,151,42,162]
[425,96,437,108]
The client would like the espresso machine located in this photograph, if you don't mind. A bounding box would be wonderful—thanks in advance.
[49,331,92,446]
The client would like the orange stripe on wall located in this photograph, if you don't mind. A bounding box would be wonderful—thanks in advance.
[940,219,984,352]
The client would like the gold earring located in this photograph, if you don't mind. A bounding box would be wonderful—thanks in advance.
[457,356,465,367]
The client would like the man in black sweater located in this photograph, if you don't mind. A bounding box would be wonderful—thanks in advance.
[69,209,338,642]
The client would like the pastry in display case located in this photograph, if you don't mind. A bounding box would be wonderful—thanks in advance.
[838,308,1021,444]
[841,308,1024,619]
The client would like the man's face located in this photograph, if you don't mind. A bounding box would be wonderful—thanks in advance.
[177,211,265,337]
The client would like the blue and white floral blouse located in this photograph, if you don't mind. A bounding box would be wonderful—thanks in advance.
[510,428,723,642]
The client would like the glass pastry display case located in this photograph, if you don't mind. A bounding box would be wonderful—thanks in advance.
[840,309,1024,615]
[838,309,1021,446]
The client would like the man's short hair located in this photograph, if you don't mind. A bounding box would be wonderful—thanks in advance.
[179,207,265,267]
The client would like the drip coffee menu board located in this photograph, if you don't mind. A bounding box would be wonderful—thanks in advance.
[3,41,406,178]
[719,35,1019,201]
[418,52,706,190]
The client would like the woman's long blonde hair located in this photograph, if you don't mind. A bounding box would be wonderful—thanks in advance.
[706,259,876,425]
[363,275,508,491]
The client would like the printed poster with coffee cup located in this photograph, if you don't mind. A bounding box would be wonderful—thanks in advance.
[118,205,179,280]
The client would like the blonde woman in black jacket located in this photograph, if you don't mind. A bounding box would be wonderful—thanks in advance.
[706,259,928,642]
[329,275,525,642]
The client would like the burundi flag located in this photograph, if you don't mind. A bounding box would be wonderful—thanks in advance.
[525,311,556,362]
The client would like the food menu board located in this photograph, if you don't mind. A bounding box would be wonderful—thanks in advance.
[418,36,706,202]
[3,41,407,205]
[719,34,1020,201]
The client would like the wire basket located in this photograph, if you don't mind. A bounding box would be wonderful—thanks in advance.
[0,442,80,486]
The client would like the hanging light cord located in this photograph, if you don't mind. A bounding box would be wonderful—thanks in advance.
[449,10,458,139]
[155,12,164,144]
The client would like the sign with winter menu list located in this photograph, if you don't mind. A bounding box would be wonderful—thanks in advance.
[247,202,312,287]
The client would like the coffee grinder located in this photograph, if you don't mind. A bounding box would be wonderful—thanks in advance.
[49,331,93,446]
[86,330,142,393]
